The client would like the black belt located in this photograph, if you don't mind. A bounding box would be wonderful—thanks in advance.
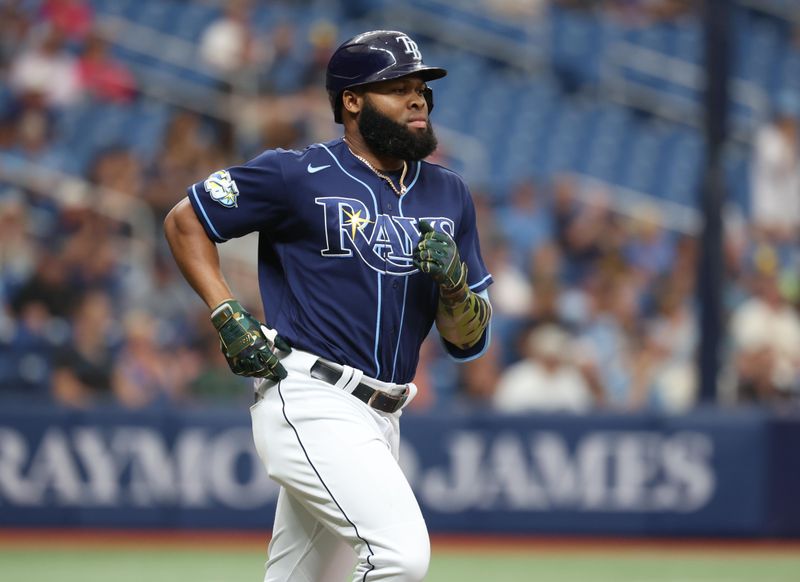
[310,360,408,413]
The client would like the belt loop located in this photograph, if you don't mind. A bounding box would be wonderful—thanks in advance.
[333,365,354,390]
[401,382,418,410]
[343,368,364,394]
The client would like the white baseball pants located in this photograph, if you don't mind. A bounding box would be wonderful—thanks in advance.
[250,348,429,582]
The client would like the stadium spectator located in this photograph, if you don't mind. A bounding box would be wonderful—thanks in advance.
[8,26,83,108]
[495,179,554,266]
[11,248,77,322]
[623,210,676,286]
[730,267,800,404]
[299,20,339,90]
[0,2,32,71]
[630,278,698,412]
[198,0,269,92]
[54,187,125,299]
[482,0,548,21]
[127,254,202,334]
[553,177,626,285]
[497,268,574,366]
[10,94,54,161]
[88,146,144,198]
[144,112,228,219]
[78,32,136,103]
[0,191,39,296]
[572,272,639,408]
[261,22,306,95]
[750,93,800,240]
[494,324,594,413]
[2,219,64,402]
[484,236,534,321]
[0,112,17,152]
[40,0,93,42]
[112,311,189,408]
[51,289,118,408]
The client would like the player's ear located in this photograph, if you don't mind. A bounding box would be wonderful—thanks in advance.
[342,89,364,117]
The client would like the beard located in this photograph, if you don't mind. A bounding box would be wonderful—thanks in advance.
[357,99,438,161]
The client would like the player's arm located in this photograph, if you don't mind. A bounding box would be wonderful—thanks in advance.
[412,221,492,349]
[164,199,289,380]
[164,199,234,308]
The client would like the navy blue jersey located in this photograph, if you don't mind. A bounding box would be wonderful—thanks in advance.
[187,138,492,383]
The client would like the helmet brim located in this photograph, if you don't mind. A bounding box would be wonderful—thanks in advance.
[348,65,447,90]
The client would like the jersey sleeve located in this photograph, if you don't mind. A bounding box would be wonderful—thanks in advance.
[187,149,287,242]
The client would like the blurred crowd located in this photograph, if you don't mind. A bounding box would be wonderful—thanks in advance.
[2,0,800,415]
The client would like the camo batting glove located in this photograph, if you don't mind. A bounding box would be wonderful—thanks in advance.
[210,299,291,381]
[413,221,467,300]
[413,221,492,349]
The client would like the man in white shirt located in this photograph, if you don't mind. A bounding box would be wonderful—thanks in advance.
[751,94,800,237]
[494,324,593,413]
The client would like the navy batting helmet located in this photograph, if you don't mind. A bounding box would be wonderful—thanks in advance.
[326,30,447,124]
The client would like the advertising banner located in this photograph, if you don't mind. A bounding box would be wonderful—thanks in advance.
[0,405,793,536]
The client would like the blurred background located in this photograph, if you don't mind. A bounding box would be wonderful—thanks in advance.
[1,0,800,575]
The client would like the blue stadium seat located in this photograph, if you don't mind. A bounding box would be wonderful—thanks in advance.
[171,4,219,41]
[652,130,702,206]
[91,0,136,17]
[616,127,660,194]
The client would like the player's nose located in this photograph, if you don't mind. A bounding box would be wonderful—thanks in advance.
[409,90,427,110]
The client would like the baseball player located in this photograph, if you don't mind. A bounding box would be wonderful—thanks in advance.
[164,30,493,581]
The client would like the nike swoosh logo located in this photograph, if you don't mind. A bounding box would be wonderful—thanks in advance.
[307,163,331,174]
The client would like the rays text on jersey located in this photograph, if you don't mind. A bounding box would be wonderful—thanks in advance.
[315,196,454,275]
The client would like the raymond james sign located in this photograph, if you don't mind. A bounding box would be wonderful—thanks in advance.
[0,407,785,535]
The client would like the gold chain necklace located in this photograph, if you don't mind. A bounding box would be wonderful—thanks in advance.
[343,137,407,196]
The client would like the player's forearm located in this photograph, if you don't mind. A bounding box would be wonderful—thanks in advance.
[435,282,492,349]
[164,198,234,309]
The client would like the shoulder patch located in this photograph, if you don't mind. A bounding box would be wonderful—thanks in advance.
[204,170,239,208]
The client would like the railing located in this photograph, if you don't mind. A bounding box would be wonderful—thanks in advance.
[599,42,770,144]
[573,173,702,236]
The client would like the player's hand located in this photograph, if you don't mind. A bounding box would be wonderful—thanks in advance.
[210,299,291,381]
[413,220,465,291]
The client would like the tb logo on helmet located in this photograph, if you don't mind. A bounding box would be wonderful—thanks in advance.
[396,35,422,61]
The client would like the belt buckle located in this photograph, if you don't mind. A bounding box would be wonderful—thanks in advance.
[367,386,409,412]
[367,390,380,408]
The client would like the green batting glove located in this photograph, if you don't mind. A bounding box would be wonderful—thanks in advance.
[210,299,290,381]
[412,220,467,292]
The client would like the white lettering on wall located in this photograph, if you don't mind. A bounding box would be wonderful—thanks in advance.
[0,426,278,509]
[416,430,715,513]
[0,425,716,513]
[0,428,37,504]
